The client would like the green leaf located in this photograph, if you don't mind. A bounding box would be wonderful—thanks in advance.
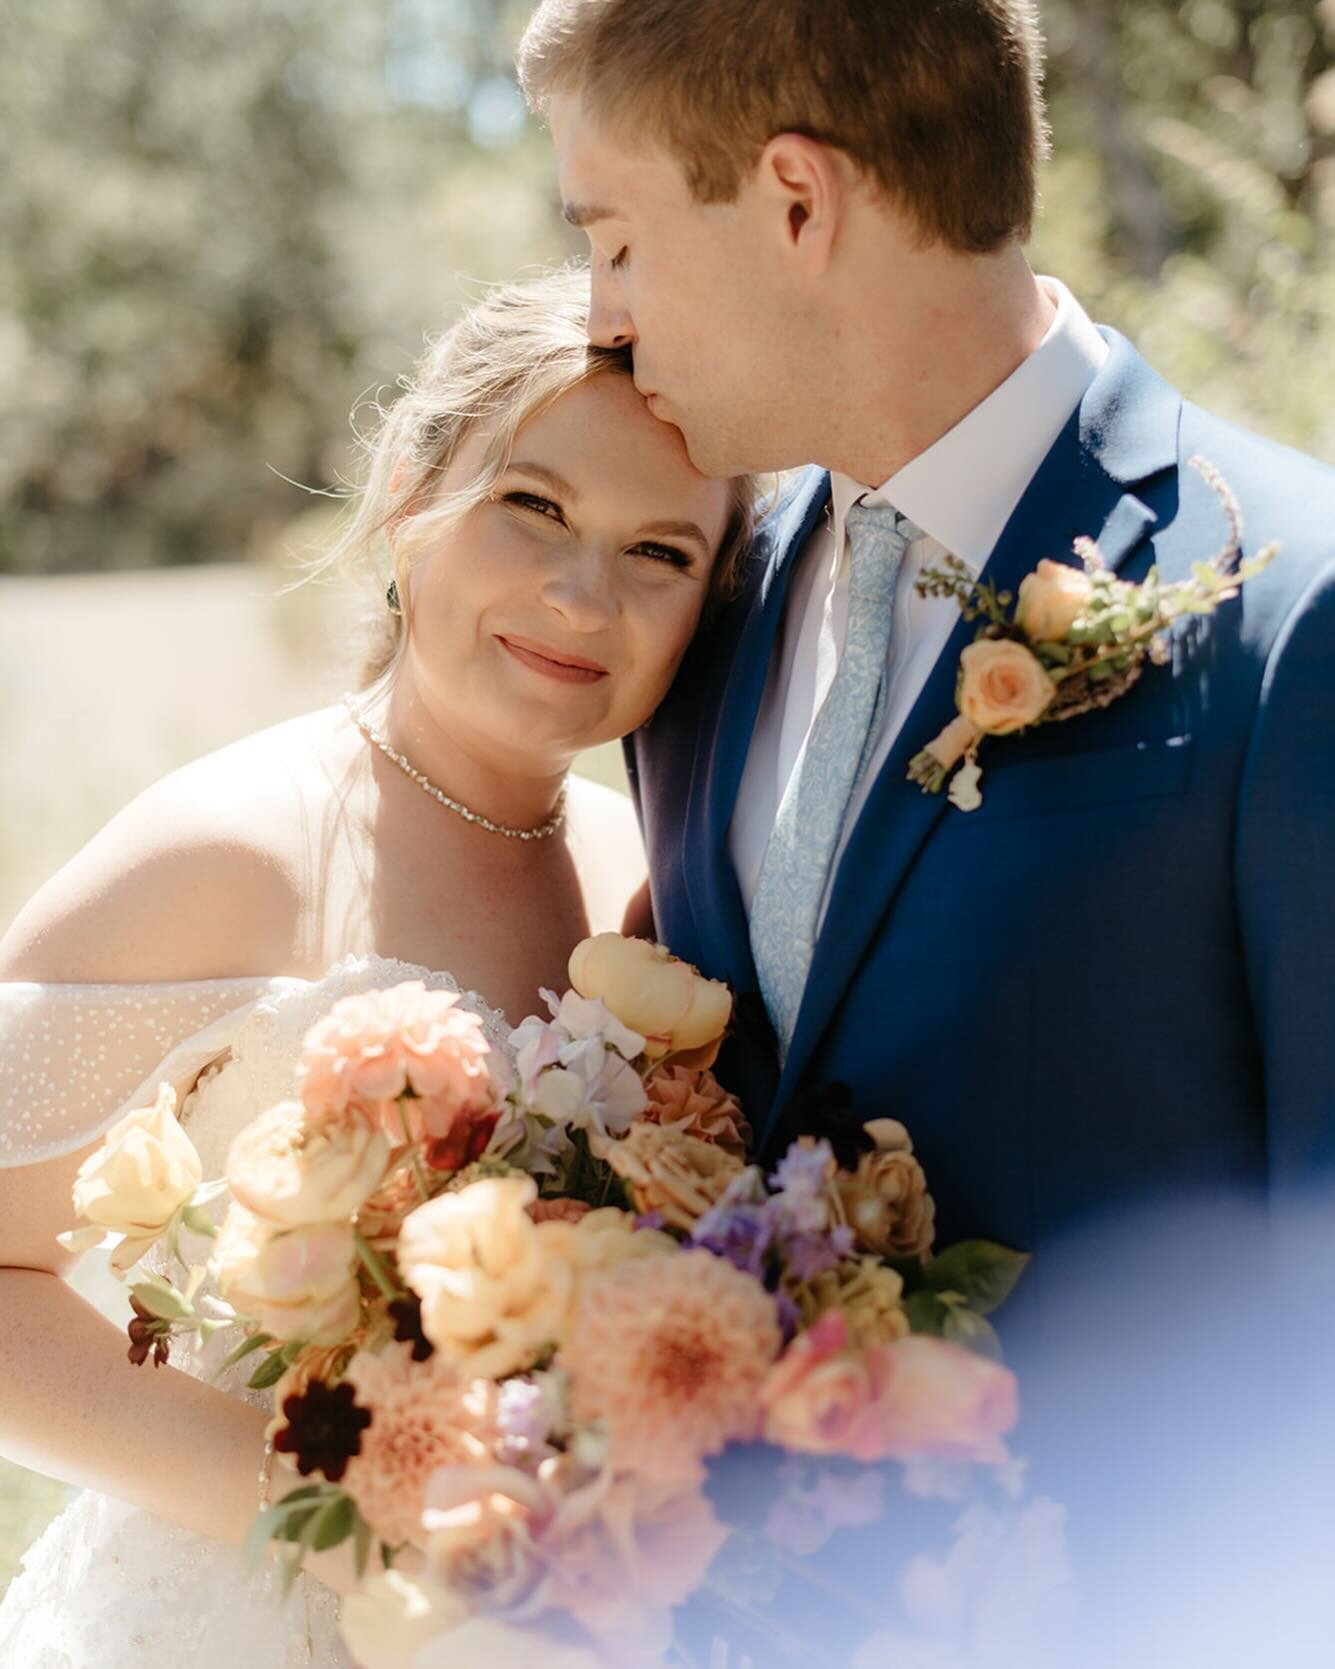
[242,1501,293,1576]
[353,1512,373,1579]
[309,1494,356,1552]
[276,1550,305,1599]
[129,1278,194,1322]
[942,1307,1004,1360]
[218,1332,273,1372]
[275,1505,320,1545]
[180,1205,219,1239]
[923,1240,1031,1316]
[903,1289,951,1337]
[247,1349,292,1391]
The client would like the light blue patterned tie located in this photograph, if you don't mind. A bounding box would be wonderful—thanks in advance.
[749,501,920,1052]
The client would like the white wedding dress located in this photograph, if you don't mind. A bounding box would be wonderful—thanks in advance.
[0,955,515,1669]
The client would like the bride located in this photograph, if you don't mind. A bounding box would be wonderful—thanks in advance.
[0,267,753,1666]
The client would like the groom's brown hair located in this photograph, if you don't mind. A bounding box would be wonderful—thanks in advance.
[518,0,1049,253]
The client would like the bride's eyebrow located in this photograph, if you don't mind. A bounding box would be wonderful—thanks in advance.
[636,518,709,553]
[506,462,579,499]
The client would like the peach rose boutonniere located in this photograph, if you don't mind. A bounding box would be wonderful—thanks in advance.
[909,456,1278,811]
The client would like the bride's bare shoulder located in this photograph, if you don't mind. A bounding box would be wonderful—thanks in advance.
[0,707,356,984]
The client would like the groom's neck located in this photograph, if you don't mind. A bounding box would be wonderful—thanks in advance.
[815,240,1053,489]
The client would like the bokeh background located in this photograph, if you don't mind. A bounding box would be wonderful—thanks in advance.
[3,0,1333,1596]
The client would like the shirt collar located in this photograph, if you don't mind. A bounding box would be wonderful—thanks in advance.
[829,277,1109,571]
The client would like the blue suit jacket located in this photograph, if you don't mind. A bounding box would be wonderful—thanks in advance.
[628,331,1335,1317]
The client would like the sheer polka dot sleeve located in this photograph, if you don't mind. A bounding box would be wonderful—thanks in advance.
[0,979,274,1167]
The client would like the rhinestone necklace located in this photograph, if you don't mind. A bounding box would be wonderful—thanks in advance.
[342,694,568,841]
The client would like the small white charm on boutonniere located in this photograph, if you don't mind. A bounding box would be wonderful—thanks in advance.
[908,456,1279,808]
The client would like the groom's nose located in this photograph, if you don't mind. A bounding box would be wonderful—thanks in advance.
[588,272,636,351]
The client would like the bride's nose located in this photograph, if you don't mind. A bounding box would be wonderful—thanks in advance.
[540,546,619,634]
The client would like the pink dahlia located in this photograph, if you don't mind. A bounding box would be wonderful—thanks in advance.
[564,1250,781,1482]
[298,982,502,1147]
[340,1344,499,1548]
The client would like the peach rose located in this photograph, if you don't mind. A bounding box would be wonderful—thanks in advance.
[762,1311,882,1459]
[603,1121,744,1232]
[210,1204,361,1345]
[72,1083,203,1274]
[226,1100,390,1228]
[834,1119,936,1261]
[957,640,1056,735]
[642,1066,751,1160]
[422,1461,552,1612]
[568,935,732,1064]
[398,1176,576,1378]
[864,1335,1019,1465]
[1015,558,1094,643]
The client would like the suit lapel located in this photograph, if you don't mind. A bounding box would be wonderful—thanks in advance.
[761,333,1183,1143]
[681,468,832,993]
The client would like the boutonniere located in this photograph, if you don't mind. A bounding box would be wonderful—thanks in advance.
[908,456,1279,811]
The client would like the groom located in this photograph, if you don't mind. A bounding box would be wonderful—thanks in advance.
[516,1,1335,1281]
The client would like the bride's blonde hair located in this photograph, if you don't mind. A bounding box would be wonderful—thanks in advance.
[317,266,756,690]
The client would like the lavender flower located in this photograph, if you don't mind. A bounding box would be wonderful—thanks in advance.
[769,1138,837,1236]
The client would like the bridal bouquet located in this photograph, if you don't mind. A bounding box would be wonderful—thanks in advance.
[63,937,1037,1668]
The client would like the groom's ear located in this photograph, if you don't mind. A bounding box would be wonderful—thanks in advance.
[755,133,852,272]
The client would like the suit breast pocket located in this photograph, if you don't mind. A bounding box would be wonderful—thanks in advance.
[948,734,1195,822]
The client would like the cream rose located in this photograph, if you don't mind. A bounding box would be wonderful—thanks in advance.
[398,1176,576,1378]
[957,640,1057,735]
[835,1119,936,1261]
[787,1255,909,1351]
[1015,558,1094,643]
[225,1100,390,1228]
[72,1083,203,1274]
[337,1569,470,1669]
[210,1204,361,1345]
[568,934,732,1063]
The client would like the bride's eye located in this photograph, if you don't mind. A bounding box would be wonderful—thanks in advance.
[503,491,565,524]
[610,246,629,272]
[632,541,692,571]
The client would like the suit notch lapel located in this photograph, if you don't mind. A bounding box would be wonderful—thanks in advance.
[761,340,1183,1143]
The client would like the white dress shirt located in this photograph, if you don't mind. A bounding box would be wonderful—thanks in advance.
[729,277,1110,917]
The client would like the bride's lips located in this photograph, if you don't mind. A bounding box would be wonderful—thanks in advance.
[496,635,610,685]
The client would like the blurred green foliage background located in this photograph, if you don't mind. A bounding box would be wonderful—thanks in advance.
[1,0,1333,1601]
[3,0,1333,579]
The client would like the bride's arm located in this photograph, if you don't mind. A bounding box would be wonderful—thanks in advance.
[0,765,368,1594]
[0,1156,367,1596]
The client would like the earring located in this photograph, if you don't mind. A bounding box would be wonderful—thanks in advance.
[386,578,402,615]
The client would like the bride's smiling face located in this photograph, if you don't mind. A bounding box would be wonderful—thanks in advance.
[400,371,733,770]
